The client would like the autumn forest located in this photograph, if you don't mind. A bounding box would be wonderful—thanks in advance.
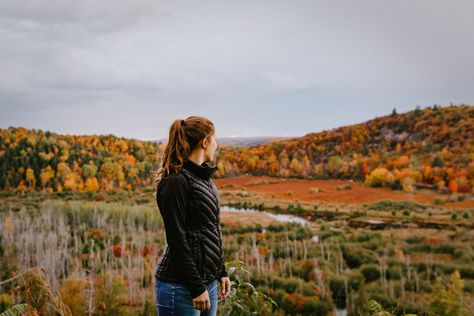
[1,105,473,195]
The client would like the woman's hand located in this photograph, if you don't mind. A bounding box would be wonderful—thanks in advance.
[192,290,210,311]
[218,277,232,300]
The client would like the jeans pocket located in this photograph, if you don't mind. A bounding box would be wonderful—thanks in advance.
[173,284,195,310]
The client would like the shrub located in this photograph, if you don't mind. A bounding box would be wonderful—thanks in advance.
[270,276,300,293]
[463,281,474,293]
[295,226,312,240]
[302,297,332,314]
[59,277,87,315]
[459,265,474,279]
[405,235,425,244]
[328,276,346,309]
[267,224,284,232]
[365,168,395,187]
[367,200,427,212]
[360,264,380,283]
[354,232,380,243]
[347,270,364,291]
[341,245,377,268]
[386,265,402,280]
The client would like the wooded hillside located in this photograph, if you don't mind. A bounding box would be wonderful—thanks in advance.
[216,104,474,193]
[1,104,473,193]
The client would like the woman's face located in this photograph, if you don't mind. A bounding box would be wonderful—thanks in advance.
[204,132,218,162]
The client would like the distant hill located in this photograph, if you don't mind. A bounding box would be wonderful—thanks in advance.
[0,127,159,193]
[1,104,472,193]
[154,136,291,147]
[216,104,474,193]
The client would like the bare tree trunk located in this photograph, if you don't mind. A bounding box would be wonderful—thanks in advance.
[251,232,261,274]
[319,239,325,260]
[344,277,349,311]
[269,251,274,275]
[87,239,95,316]
[378,249,388,295]
[414,270,420,293]
[293,235,298,260]
[313,257,325,299]
[325,242,332,262]
[302,240,308,261]
[399,267,405,299]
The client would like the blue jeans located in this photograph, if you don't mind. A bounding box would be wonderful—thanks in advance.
[155,276,219,316]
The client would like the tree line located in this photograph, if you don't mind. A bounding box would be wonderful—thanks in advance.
[1,104,473,194]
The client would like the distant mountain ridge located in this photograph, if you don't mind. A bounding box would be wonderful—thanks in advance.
[154,136,291,147]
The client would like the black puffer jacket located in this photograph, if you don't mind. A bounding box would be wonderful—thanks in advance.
[154,159,227,298]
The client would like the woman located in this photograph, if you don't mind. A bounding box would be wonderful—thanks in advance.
[152,116,232,316]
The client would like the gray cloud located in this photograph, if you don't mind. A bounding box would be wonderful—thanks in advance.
[1,0,473,140]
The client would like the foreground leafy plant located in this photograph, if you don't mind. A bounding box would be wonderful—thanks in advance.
[368,299,416,316]
[0,268,72,316]
[218,260,277,316]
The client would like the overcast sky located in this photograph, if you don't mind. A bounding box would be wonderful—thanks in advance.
[1,0,473,141]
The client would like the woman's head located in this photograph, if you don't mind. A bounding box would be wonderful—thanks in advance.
[152,115,216,191]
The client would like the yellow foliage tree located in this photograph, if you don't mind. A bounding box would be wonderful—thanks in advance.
[365,168,395,187]
[25,167,36,189]
[40,166,55,190]
[57,162,71,183]
[289,158,303,176]
[85,177,99,193]
[82,162,98,178]
[393,156,410,169]
[267,152,279,176]
[64,172,78,191]
[430,270,471,316]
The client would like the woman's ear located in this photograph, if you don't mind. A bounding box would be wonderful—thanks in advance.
[201,137,209,149]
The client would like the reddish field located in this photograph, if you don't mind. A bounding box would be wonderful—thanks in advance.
[215,176,474,209]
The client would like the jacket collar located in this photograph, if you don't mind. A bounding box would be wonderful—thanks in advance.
[183,158,218,180]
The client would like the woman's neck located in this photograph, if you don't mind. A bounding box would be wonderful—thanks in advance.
[187,151,206,166]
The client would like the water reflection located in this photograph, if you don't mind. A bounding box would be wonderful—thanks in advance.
[221,205,310,226]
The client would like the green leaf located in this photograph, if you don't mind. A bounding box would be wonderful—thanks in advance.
[0,303,28,316]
